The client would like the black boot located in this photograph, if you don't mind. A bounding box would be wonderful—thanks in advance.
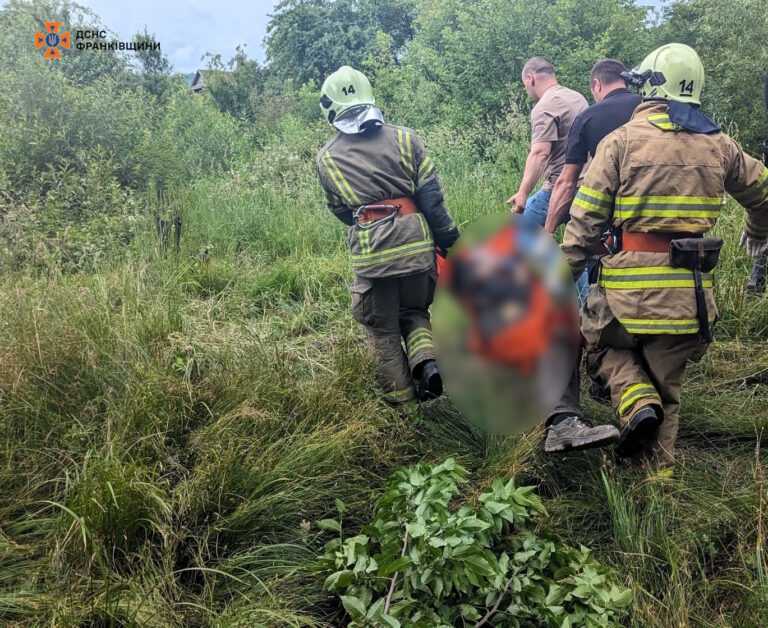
[417,360,443,401]
[544,414,620,453]
[614,405,663,458]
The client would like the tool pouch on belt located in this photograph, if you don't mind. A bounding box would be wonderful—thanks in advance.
[669,237,723,343]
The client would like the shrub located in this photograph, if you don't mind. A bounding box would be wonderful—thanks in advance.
[318,458,632,627]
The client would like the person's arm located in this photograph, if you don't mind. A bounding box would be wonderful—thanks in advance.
[507,142,551,212]
[561,134,621,278]
[724,137,768,254]
[411,133,460,254]
[545,163,582,233]
[546,111,590,232]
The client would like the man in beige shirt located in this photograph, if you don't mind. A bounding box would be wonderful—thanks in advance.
[507,57,588,230]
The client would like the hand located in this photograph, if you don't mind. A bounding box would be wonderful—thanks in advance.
[740,229,768,258]
[506,191,527,214]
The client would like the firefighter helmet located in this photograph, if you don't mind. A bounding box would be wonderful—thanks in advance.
[625,43,704,105]
[320,66,382,133]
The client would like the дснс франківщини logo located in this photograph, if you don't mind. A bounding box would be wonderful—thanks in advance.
[35,22,70,59]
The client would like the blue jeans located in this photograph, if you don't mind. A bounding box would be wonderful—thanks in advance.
[522,188,590,307]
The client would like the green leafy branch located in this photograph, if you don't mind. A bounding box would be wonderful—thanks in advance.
[317,458,632,627]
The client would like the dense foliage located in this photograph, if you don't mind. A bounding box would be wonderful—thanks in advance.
[318,459,632,626]
[1,0,767,625]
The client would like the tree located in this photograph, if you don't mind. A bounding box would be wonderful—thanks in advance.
[371,0,652,130]
[265,0,416,85]
[201,45,264,120]
[656,0,768,153]
[134,28,173,100]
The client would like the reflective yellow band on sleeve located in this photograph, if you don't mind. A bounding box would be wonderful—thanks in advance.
[734,167,768,205]
[418,155,434,181]
[573,195,611,215]
[579,185,613,202]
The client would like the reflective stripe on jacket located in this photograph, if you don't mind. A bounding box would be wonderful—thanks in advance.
[563,101,768,335]
[317,124,445,278]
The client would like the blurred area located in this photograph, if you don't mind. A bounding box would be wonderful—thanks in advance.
[433,213,580,434]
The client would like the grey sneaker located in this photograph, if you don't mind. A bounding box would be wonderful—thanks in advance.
[544,415,620,454]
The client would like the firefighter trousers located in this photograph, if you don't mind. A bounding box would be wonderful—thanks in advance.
[582,288,708,466]
[350,269,437,405]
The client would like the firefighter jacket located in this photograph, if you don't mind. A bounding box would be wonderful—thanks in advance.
[317,123,459,279]
[562,101,768,335]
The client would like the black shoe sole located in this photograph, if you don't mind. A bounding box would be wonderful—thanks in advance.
[545,428,619,454]
[614,412,661,458]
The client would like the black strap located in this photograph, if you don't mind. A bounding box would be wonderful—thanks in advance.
[693,268,711,343]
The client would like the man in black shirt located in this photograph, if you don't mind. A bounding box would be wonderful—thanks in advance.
[544,60,642,234]
[543,59,641,454]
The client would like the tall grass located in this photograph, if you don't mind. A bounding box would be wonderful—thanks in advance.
[1,117,767,626]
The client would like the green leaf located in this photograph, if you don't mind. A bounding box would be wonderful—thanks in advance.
[433,575,444,599]
[455,552,496,576]
[611,587,633,607]
[459,517,491,532]
[406,521,427,538]
[379,556,412,576]
[317,518,342,533]
[484,500,509,515]
[323,569,355,591]
[460,604,482,620]
[379,615,401,628]
[545,584,566,606]
[341,595,367,620]
[432,457,456,474]
[514,549,537,563]
[571,584,592,599]
[335,498,347,515]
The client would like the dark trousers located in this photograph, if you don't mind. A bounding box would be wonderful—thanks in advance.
[350,270,436,404]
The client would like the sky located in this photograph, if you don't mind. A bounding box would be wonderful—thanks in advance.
[70,0,281,74]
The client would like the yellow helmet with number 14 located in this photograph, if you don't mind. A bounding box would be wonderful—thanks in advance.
[626,43,705,106]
